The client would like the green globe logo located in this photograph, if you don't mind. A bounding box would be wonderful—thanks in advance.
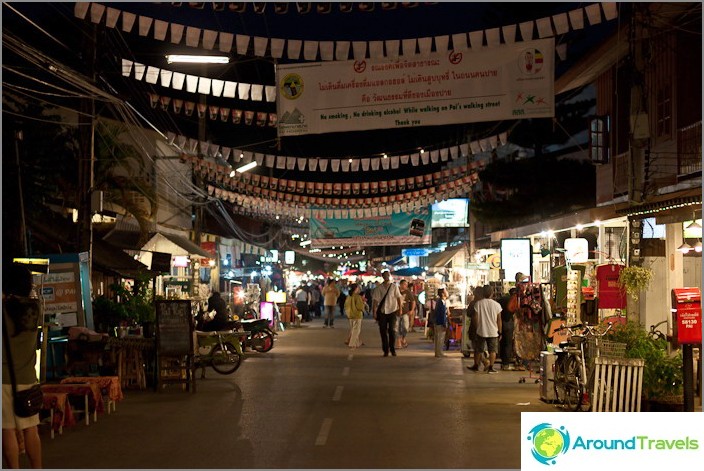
[527,423,570,465]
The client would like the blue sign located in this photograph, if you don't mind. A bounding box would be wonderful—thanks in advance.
[402,248,430,257]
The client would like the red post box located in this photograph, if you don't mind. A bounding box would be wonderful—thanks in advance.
[671,288,702,344]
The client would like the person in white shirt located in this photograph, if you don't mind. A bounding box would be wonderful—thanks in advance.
[295,285,310,322]
[473,285,503,373]
[371,271,402,357]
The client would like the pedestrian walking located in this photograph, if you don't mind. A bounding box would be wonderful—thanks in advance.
[433,288,449,357]
[371,271,402,357]
[322,279,340,328]
[473,285,503,373]
[344,283,366,348]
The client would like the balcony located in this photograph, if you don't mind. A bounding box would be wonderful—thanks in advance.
[678,121,702,177]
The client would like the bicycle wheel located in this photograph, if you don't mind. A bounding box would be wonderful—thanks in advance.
[562,356,583,411]
[553,356,568,406]
[210,342,243,374]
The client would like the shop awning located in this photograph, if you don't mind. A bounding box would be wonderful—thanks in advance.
[92,240,157,278]
[147,232,214,259]
[427,246,464,268]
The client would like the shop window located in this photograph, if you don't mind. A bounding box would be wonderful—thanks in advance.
[589,116,610,164]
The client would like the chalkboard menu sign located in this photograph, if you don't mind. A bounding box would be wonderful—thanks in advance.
[156,300,193,356]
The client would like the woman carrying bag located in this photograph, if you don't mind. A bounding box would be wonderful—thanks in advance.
[2,263,43,469]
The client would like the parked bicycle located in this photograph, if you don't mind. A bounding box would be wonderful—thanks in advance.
[551,322,617,411]
[194,329,247,378]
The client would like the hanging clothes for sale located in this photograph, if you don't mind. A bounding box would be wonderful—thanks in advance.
[595,263,627,309]
[513,281,546,361]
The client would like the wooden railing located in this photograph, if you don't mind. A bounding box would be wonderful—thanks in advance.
[678,121,702,176]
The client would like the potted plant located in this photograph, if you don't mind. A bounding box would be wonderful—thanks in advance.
[605,321,683,410]
[617,265,653,301]
[110,274,156,337]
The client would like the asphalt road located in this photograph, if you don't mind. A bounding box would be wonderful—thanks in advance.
[38,317,555,469]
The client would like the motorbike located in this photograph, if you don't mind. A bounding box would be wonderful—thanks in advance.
[194,328,246,378]
[237,318,276,353]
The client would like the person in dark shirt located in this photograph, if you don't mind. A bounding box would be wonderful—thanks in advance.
[498,288,517,370]
[202,292,231,331]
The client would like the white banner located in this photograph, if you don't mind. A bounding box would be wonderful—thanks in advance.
[276,38,554,136]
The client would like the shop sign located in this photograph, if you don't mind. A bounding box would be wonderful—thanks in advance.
[402,248,430,257]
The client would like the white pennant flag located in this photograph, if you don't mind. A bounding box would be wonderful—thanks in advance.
[203,29,218,50]
[222,147,232,161]
[421,152,429,165]
[452,33,468,51]
[434,35,449,53]
[145,66,160,84]
[153,19,168,40]
[410,153,419,166]
[602,2,618,21]
[351,159,360,171]
[371,158,380,171]
[335,41,350,60]
[186,75,198,93]
[536,17,554,38]
[219,32,234,52]
[176,135,187,148]
[170,23,184,43]
[138,16,152,36]
[440,148,449,161]
[369,41,384,59]
[122,11,136,33]
[74,2,90,19]
[502,25,517,44]
[320,41,334,60]
[391,156,399,169]
[121,59,133,77]
[297,158,307,171]
[308,158,318,171]
[585,4,602,25]
[552,13,570,34]
[352,41,367,60]
[236,34,250,55]
[303,40,319,60]
[519,21,535,41]
[254,36,268,56]
[105,7,120,28]
[460,143,469,156]
[255,153,265,165]
[470,141,481,154]
[266,154,276,168]
[485,28,500,47]
[479,139,489,152]
[265,85,277,102]
[361,158,370,171]
[223,81,237,98]
[402,38,417,56]
[381,157,390,170]
[569,8,585,30]
[449,146,458,160]
[489,135,498,149]
[418,37,432,56]
[238,83,251,100]
[172,72,185,90]
[331,159,340,172]
[287,39,302,59]
[134,62,146,80]
[211,79,224,97]
[341,159,350,172]
[270,38,285,58]
[90,3,105,23]
[469,30,484,49]
[242,152,253,163]
[499,132,508,146]
[198,77,211,95]
[319,159,328,172]
[385,39,400,59]
[251,84,263,101]
[186,26,201,47]
[430,150,439,163]
[400,154,409,164]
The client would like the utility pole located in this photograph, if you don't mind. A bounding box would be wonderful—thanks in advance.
[77,25,96,277]
[14,130,28,256]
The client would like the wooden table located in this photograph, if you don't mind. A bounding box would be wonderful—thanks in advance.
[106,337,155,390]
[41,392,76,438]
[40,383,104,426]
[60,376,123,413]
